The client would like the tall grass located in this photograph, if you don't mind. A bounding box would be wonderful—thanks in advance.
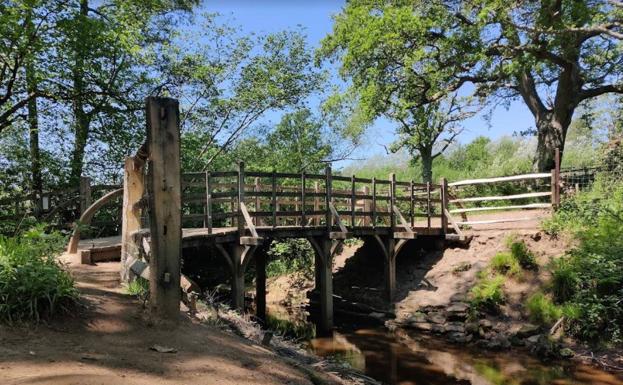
[0,227,78,322]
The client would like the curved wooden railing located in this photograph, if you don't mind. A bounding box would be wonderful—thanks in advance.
[67,188,123,254]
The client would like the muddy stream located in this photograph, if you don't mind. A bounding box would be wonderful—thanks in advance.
[265,305,623,385]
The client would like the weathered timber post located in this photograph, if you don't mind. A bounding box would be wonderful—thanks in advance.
[325,165,332,230]
[551,148,561,210]
[120,156,145,282]
[255,249,267,321]
[301,172,306,226]
[216,242,259,310]
[237,161,245,234]
[145,97,182,322]
[79,176,92,215]
[440,178,448,235]
[389,173,396,230]
[372,177,377,227]
[372,235,407,302]
[309,236,341,335]
[205,171,213,234]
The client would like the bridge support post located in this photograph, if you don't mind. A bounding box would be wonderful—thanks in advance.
[216,241,260,311]
[309,236,342,335]
[255,249,267,322]
[373,235,408,302]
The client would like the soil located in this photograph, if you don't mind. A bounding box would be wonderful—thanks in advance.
[0,253,348,385]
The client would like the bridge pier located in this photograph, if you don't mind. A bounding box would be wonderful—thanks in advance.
[372,235,409,302]
[216,240,260,310]
[308,235,343,335]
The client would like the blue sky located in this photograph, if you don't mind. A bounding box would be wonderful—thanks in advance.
[201,0,537,165]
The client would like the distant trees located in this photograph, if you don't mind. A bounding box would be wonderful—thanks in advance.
[320,0,623,172]
[389,94,477,183]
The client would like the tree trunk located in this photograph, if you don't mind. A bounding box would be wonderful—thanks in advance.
[419,146,433,184]
[69,0,90,187]
[25,17,42,215]
[534,112,571,172]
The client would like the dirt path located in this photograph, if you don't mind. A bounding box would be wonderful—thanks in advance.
[0,255,340,385]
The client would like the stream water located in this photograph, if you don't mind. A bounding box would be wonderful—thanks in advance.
[266,306,623,385]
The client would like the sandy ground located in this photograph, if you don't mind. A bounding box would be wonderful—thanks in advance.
[0,254,342,385]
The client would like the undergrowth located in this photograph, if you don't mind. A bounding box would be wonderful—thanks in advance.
[0,226,78,323]
[266,239,315,279]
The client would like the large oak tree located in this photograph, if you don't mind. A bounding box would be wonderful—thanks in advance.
[320,0,623,171]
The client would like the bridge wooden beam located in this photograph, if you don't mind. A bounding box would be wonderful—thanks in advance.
[372,235,408,302]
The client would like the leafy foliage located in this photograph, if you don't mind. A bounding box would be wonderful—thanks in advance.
[0,227,77,322]
[266,239,315,279]
[544,158,623,343]
[490,252,521,277]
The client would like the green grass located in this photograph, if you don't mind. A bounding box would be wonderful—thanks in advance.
[0,227,78,323]
[490,252,521,277]
[526,292,563,325]
[126,277,149,297]
[470,275,505,313]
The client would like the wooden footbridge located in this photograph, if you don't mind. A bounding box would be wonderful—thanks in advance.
[53,97,563,333]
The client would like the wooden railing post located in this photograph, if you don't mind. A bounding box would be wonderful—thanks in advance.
[410,180,415,227]
[79,176,92,215]
[301,172,307,227]
[237,161,245,234]
[314,181,320,226]
[145,96,182,322]
[426,181,431,229]
[271,171,277,229]
[362,185,370,226]
[440,177,448,234]
[254,177,260,226]
[205,171,212,234]
[389,173,396,230]
[372,177,377,228]
[325,165,332,231]
[551,148,561,210]
[351,175,356,227]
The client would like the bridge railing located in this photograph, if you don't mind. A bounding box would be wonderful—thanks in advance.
[180,163,447,234]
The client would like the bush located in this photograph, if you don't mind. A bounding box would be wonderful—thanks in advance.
[490,252,521,277]
[546,175,623,344]
[0,227,78,322]
[526,292,562,325]
[470,275,505,313]
[266,239,315,278]
[506,238,538,270]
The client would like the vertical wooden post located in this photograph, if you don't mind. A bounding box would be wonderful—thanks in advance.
[254,177,261,226]
[426,181,431,229]
[79,176,92,214]
[385,238,396,301]
[205,171,212,234]
[372,177,377,228]
[362,185,370,226]
[389,173,396,230]
[145,96,182,322]
[120,156,145,282]
[552,148,561,209]
[237,161,245,234]
[314,181,320,226]
[255,250,266,322]
[301,172,306,227]
[271,171,277,228]
[351,175,356,227]
[325,165,332,231]
[410,180,415,227]
[440,177,448,234]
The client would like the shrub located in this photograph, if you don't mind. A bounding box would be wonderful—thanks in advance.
[550,259,577,303]
[126,277,149,298]
[0,227,78,322]
[490,252,521,277]
[470,275,505,313]
[526,292,562,325]
[266,239,315,278]
[508,240,538,270]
